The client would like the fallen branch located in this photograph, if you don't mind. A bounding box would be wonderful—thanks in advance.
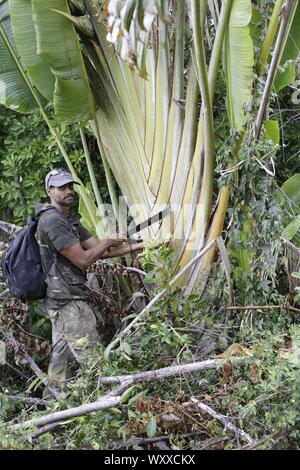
[0,394,48,407]
[5,361,29,380]
[21,383,133,441]
[10,395,121,432]
[105,238,218,357]
[8,356,249,432]
[98,357,248,385]
[227,304,300,313]
[195,436,229,450]
[8,381,132,432]
[191,398,255,445]
[25,423,62,440]
[0,328,59,400]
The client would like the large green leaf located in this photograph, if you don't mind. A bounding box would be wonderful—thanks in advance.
[78,183,108,239]
[224,0,254,130]
[274,3,300,92]
[281,174,300,207]
[264,119,280,145]
[282,214,300,242]
[9,0,55,102]
[31,0,94,123]
[0,0,37,112]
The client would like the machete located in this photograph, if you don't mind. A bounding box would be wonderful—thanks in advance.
[127,208,170,239]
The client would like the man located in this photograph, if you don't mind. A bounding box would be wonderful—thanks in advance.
[36,168,143,397]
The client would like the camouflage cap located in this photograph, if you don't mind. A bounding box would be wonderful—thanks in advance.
[45,168,80,189]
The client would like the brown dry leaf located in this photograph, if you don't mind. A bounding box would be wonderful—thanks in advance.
[124,420,143,434]
[136,399,153,413]
[250,361,261,384]
[216,343,252,358]
[222,360,233,382]
[176,390,186,400]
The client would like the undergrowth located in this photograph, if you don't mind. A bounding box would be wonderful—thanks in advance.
[1,239,299,450]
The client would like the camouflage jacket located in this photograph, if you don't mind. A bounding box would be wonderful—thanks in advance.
[35,203,92,310]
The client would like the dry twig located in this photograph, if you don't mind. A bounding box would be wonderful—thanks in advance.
[0,394,48,407]
[191,398,255,445]
[0,328,59,400]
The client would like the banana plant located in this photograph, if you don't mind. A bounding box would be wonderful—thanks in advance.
[0,0,299,292]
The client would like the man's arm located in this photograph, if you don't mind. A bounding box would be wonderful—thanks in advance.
[81,237,144,256]
[99,241,144,259]
[61,235,126,270]
[81,236,98,250]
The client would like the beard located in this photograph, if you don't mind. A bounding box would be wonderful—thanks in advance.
[56,194,74,206]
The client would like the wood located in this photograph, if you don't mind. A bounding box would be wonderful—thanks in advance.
[98,357,248,385]
[119,430,207,449]
[26,423,61,440]
[0,328,59,400]
[0,394,48,407]
[191,398,255,445]
[9,383,130,431]
[9,357,249,432]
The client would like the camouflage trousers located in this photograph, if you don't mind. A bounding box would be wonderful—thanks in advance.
[44,300,99,397]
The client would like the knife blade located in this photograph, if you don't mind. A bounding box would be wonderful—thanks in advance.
[127,208,170,238]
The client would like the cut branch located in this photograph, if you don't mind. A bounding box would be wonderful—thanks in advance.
[98,357,248,385]
[0,328,59,400]
[0,394,48,407]
[25,423,62,440]
[10,396,121,432]
[191,398,255,445]
[8,357,249,432]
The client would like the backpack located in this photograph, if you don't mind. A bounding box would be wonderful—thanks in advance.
[1,208,55,302]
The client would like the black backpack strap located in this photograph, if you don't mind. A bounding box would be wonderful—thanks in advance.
[35,206,59,221]
[35,207,59,276]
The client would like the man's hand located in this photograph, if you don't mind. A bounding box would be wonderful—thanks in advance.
[129,240,145,252]
[61,234,127,270]
[106,234,127,248]
[100,239,145,259]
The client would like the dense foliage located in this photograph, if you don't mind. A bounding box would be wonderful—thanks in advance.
[1,116,300,448]
[1,0,300,451]
[0,105,111,224]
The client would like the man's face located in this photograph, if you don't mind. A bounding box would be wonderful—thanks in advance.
[47,183,75,207]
